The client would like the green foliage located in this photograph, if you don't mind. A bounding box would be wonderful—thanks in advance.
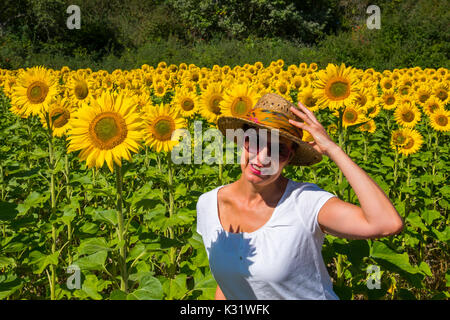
[318,0,450,70]
[166,0,341,43]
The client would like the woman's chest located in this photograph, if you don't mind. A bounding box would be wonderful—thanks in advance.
[218,199,276,234]
[208,225,315,283]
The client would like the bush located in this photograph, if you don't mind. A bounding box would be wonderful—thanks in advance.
[317,0,450,70]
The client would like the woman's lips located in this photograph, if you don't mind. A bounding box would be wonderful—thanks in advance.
[249,163,262,175]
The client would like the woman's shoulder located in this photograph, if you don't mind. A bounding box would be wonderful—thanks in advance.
[196,185,222,209]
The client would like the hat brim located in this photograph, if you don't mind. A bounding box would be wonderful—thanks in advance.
[217,116,322,166]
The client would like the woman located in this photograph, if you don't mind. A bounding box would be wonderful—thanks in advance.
[196,93,404,300]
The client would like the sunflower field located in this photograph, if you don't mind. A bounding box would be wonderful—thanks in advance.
[0,61,448,300]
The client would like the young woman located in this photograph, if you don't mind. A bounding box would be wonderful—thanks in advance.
[196,93,404,300]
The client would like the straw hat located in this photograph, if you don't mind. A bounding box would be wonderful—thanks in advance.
[217,93,322,166]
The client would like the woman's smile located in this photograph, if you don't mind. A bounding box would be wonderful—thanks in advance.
[249,163,262,175]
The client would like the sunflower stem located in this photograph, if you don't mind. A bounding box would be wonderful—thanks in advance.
[114,163,128,293]
[0,164,4,201]
[64,153,73,265]
[167,152,177,277]
[432,131,438,211]
[363,132,368,162]
[393,148,399,199]
[337,109,345,198]
[45,112,57,301]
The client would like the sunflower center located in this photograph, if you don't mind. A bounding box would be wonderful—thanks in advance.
[402,111,415,122]
[209,96,222,115]
[428,103,439,113]
[356,96,367,106]
[182,98,194,111]
[393,133,407,145]
[74,81,89,100]
[419,93,429,103]
[327,80,350,100]
[436,115,448,126]
[403,138,414,149]
[400,87,409,95]
[50,108,70,128]
[27,81,49,104]
[153,118,174,141]
[231,97,251,116]
[384,82,392,89]
[90,112,127,150]
[344,110,357,123]
[386,96,395,105]
[436,90,448,101]
[304,96,316,108]
[278,84,288,94]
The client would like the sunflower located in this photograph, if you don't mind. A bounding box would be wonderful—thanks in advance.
[132,92,153,114]
[67,73,93,107]
[199,83,224,123]
[364,101,382,118]
[397,84,411,96]
[415,85,432,105]
[327,123,338,135]
[142,103,186,153]
[11,66,59,117]
[358,119,376,133]
[39,96,74,137]
[67,91,143,172]
[292,75,304,90]
[422,97,444,116]
[220,83,260,118]
[173,87,199,118]
[380,77,394,90]
[313,63,359,110]
[153,81,168,98]
[394,102,421,128]
[298,87,320,112]
[273,79,290,97]
[391,129,408,149]
[391,128,424,156]
[381,90,399,110]
[429,108,450,132]
[340,103,367,128]
[433,83,449,104]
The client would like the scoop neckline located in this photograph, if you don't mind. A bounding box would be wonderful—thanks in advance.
[214,179,292,236]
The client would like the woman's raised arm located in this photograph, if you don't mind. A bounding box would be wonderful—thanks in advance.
[289,103,404,239]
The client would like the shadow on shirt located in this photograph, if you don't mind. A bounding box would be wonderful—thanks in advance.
[206,226,258,299]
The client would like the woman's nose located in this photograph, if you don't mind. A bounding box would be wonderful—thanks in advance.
[256,144,271,166]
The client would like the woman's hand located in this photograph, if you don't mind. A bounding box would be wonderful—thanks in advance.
[288,102,339,157]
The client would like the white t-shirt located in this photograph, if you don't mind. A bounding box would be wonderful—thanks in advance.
[196,178,339,300]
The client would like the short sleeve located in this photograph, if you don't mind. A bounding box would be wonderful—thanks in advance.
[295,183,337,235]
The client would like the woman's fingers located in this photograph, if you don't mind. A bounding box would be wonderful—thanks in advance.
[289,107,311,125]
[294,102,320,125]
[288,118,311,132]
[290,105,315,126]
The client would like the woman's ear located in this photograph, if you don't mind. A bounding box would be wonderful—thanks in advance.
[288,143,298,164]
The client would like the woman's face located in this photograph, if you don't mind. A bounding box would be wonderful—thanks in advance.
[240,127,295,186]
